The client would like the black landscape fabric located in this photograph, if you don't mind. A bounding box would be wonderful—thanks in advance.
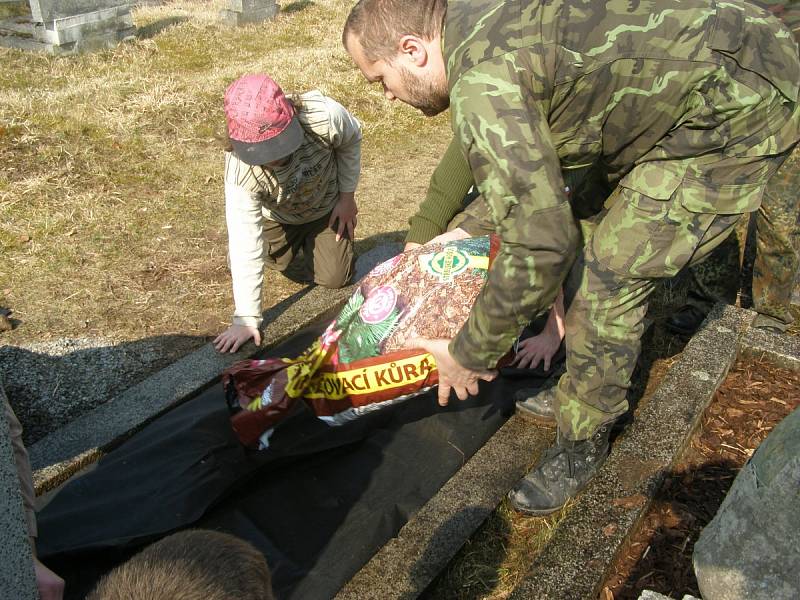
[37,324,556,599]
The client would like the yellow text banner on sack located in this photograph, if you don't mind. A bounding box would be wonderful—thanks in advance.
[303,353,437,401]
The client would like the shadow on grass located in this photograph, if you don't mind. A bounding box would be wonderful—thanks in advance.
[281,0,315,14]
[420,496,571,599]
[135,16,189,39]
[418,506,512,600]
[1,283,323,449]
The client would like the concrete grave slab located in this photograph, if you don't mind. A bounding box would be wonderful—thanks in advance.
[28,278,792,600]
[336,417,551,600]
[740,326,800,371]
[0,0,134,54]
[34,5,133,46]
[638,592,700,600]
[508,304,754,599]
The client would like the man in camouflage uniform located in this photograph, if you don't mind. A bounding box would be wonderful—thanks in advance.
[667,0,800,336]
[344,0,800,514]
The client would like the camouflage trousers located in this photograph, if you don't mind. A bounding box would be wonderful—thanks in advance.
[686,147,800,331]
[556,148,796,440]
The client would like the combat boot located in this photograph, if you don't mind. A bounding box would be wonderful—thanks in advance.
[665,304,708,337]
[513,386,557,425]
[508,424,612,515]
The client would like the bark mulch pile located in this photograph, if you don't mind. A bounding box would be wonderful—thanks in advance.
[601,355,800,600]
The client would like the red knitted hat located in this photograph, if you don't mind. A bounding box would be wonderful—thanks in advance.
[224,74,304,166]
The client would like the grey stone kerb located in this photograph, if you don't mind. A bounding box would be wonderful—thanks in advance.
[510,304,756,599]
[29,0,129,21]
[1,394,38,600]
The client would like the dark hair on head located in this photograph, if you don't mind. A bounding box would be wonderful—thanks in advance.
[343,0,447,61]
[87,530,274,600]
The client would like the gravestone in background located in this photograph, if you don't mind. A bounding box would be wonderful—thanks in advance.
[29,0,134,53]
[29,0,128,21]
[0,0,134,53]
[220,0,278,26]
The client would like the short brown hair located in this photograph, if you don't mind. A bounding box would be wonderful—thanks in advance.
[343,0,447,61]
[87,530,275,600]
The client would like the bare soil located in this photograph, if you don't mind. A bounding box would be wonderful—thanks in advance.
[602,355,800,600]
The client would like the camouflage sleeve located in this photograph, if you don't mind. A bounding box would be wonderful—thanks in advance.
[448,54,580,370]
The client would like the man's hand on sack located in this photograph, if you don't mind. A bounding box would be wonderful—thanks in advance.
[426,227,470,246]
[406,338,497,406]
[403,227,470,253]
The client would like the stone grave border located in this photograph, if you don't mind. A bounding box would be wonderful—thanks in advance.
[508,304,799,599]
[0,0,134,54]
[0,244,393,599]
[1,383,38,600]
[336,304,799,600]
[13,294,798,599]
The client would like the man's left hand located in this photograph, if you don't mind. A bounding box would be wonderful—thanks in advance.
[406,338,496,406]
[329,192,358,242]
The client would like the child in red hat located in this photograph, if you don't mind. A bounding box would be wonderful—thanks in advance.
[215,74,362,353]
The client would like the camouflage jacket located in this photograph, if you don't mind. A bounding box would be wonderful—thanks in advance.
[445,0,800,369]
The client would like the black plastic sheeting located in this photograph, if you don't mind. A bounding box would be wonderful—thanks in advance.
[37,324,558,600]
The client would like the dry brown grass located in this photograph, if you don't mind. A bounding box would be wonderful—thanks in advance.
[0,0,451,344]
[425,492,575,600]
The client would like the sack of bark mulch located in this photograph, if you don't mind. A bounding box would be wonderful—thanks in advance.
[224,235,500,449]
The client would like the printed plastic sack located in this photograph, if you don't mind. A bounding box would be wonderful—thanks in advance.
[224,235,500,449]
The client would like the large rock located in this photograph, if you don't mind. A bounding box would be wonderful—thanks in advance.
[693,407,800,600]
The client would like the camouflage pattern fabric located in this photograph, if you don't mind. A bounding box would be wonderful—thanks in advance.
[751,146,800,329]
[443,0,800,439]
[684,230,742,312]
[683,0,800,331]
[685,145,800,330]
[757,0,800,36]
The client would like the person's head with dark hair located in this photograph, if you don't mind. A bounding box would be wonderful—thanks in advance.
[87,530,275,600]
[343,0,450,117]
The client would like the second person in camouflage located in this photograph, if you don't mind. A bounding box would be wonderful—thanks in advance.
[344,0,800,514]
[667,0,800,336]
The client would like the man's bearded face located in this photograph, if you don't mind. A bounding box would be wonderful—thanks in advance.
[396,61,450,116]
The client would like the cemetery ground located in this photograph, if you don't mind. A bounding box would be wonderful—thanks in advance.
[2,1,799,598]
[0,0,451,443]
[0,0,450,347]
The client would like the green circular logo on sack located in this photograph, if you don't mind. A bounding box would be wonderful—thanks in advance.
[426,247,470,282]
